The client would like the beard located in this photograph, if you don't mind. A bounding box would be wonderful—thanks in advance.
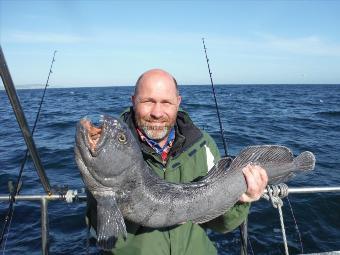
[136,117,174,141]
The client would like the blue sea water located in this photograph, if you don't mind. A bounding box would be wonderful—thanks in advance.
[0,84,340,254]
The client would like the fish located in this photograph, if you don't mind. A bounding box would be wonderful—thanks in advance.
[74,115,315,250]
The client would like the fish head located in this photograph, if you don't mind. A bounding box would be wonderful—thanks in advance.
[75,115,141,188]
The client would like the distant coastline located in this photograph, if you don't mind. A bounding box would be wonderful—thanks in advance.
[1,83,339,91]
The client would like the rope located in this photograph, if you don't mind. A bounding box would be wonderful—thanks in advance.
[286,197,304,253]
[64,190,78,203]
[262,184,289,255]
[276,201,289,255]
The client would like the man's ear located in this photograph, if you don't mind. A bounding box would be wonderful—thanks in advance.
[177,96,182,107]
[131,95,136,108]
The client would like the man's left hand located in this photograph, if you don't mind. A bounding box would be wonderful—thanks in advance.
[239,164,268,203]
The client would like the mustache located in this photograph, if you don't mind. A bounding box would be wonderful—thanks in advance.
[142,126,169,131]
[143,117,169,123]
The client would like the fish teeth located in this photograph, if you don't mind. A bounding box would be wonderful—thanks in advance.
[99,115,104,123]
[83,114,102,126]
[83,116,90,121]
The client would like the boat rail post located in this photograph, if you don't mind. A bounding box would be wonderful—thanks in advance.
[41,197,49,255]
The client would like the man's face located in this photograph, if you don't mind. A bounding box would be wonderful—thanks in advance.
[132,72,181,142]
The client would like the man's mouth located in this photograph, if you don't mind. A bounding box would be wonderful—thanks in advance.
[144,120,169,126]
[143,125,167,131]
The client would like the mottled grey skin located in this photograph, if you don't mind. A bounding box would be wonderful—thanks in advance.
[75,115,315,250]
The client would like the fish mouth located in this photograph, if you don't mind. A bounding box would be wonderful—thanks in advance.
[79,116,107,156]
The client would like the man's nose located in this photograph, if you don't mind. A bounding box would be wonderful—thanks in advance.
[150,103,164,119]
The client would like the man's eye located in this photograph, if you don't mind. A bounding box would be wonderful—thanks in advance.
[161,100,173,106]
[141,101,153,105]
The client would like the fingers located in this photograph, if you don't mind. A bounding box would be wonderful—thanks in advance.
[239,164,268,203]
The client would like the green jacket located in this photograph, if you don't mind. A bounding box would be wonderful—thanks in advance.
[87,108,250,255]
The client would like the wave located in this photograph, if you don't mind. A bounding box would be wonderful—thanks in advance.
[315,110,340,118]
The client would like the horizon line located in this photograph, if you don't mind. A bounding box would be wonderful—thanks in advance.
[1,83,340,91]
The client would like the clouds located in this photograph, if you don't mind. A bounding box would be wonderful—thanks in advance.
[2,28,340,86]
[4,31,89,44]
[1,0,340,86]
[7,28,340,59]
[260,34,340,57]
[207,32,340,59]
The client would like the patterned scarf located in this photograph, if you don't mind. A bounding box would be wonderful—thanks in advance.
[136,127,175,163]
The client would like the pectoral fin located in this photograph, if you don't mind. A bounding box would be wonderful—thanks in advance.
[96,195,127,250]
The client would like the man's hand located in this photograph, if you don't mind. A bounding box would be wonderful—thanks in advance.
[239,164,268,203]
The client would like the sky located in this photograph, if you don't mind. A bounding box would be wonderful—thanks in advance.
[1,0,340,88]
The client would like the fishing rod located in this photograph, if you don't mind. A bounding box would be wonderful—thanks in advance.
[202,38,249,255]
[202,38,228,157]
[0,47,57,250]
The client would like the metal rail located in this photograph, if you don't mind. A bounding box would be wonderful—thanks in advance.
[0,194,87,201]
[0,191,86,255]
[1,186,338,203]
[41,198,49,254]
[0,186,339,254]
[261,185,340,255]
[285,186,340,194]
[263,186,340,195]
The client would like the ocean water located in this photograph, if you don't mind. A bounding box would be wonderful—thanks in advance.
[0,84,339,254]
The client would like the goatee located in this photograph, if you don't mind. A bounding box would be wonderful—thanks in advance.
[140,125,171,141]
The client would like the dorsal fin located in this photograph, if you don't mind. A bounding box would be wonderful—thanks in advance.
[198,157,232,182]
[230,145,294,170]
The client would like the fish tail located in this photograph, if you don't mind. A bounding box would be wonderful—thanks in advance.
[293,151,315,172]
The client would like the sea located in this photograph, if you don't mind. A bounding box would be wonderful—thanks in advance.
[0,84,339,255]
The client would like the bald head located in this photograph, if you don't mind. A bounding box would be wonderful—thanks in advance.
[134,69,179,96]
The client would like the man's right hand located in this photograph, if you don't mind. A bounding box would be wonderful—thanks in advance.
[239,164,268,203]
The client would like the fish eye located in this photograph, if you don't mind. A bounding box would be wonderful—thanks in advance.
[117,133,127,144]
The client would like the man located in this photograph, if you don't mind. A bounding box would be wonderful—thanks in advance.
[87,69,268,255]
